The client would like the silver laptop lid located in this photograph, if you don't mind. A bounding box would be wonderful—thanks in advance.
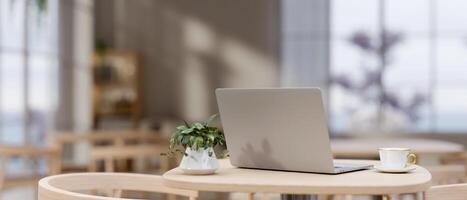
[216,88,335,173]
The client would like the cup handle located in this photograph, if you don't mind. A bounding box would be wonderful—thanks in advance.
[407,153,417,166]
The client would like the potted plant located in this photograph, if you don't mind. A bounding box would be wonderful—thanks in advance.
[163,114,226,174]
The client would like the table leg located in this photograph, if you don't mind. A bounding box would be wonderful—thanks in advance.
[280,194,316,200]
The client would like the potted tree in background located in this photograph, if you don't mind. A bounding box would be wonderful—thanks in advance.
[331,30,426,133]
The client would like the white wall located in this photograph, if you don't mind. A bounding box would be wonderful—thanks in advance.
[94,0,280,122]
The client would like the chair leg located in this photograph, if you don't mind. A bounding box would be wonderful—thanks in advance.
[167,194,177,200]
[333,195,344,200]
[247,193,255,200]
[160,156,169,173]
[105,158,114,172]
[116,159,127,172]
[113,189,122,198]
[47,154,60,175]
[319,194,333,200]
[89,159,97,172]
[413,192,422,200]
[0,156,8,189]
[382,194,396,200]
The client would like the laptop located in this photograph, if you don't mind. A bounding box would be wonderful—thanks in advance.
[215,88,371,174]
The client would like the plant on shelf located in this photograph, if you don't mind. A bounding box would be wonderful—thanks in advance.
[162,114,226,174]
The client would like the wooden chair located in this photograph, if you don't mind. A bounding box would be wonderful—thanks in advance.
[55,131,165,146]
[54,130,169,173]
[0,145,60,190]
[89,144,170,173]
[425,183,467,200]
[247,193,270,200]
[425,164,466,185]
[440,152,467,165]
[441,152,467,176]
[38,172,198,200]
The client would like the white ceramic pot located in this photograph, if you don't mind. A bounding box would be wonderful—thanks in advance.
[179,147,219,175]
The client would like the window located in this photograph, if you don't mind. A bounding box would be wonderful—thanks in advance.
[330,0,467,133]
[0,0,59,144]
[281,0,467,133]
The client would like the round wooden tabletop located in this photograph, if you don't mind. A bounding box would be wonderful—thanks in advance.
[331,138,465,158]
[163,159,432,195]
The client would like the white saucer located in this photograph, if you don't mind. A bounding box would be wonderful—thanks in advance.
[181,168,217,175]
[374,165,416,173]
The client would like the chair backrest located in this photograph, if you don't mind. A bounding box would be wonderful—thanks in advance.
[54,131,168,173]
[38,173,198,200]
[55,131,165,146]
[89,144,169,173]
[425,183,467,200]
[90,145,167,161]
[440,152,467,165]
[426,165,466,185]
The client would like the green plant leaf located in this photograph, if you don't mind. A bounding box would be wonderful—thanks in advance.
[192,123,205,130]
[205,114,218,125]
[182,136,190,144]
[164,114,226,157]
[183,120,190,127]
[207,134,215,141]
[181,128,194,134]
[177,135,184,143]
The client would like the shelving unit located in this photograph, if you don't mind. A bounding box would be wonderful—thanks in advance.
[91,50,141,129]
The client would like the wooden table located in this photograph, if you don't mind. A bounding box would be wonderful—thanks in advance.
[331,138,464,159]
[163,159,432,197]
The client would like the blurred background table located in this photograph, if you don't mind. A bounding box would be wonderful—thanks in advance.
[331,138,464,164]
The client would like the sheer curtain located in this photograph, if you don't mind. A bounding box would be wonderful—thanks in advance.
[0,0,59,145]
[280,0,331,116]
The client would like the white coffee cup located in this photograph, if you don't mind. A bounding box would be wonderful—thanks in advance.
[378,148,417,170]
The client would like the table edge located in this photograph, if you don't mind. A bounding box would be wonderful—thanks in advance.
[163,166,432,195]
